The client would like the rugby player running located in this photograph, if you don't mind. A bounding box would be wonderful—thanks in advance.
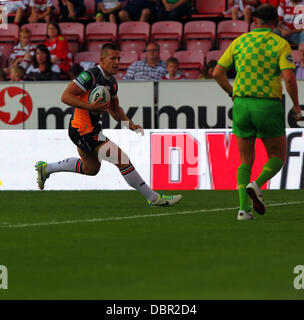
[35,43,182,207]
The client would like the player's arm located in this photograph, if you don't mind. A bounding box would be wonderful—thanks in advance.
[109,96,144,134]
[213,40,235,97]
[281,69,302,120]
[61,81,110,113]
[212,65,233,98]
[280,42,301,120]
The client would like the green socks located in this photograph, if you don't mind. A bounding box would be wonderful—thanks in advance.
[237,158,283,212]
[255,157,284,188]
[237,163,251,212]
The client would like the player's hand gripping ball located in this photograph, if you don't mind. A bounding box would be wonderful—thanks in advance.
[89,86,111,105]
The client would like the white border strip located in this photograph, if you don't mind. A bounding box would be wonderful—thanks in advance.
[1,201,303,229]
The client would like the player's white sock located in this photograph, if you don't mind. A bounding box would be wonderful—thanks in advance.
[46,158,83,174]
[120,164,158,202]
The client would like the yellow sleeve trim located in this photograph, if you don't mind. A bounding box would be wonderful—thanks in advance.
[280,67,296,70]
[217,62,233,70]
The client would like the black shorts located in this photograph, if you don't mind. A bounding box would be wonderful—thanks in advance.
[68,122,108,154]
[125,0,155,20]
[97,10,120,22]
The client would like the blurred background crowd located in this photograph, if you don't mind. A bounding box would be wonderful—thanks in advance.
[0,0,303,82]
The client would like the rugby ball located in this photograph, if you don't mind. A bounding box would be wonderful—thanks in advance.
[88,86,111,104]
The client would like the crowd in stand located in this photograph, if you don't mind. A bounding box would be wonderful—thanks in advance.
[0,0,304,82]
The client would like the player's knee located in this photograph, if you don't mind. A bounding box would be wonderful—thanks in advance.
[86,170,99,176]
[83,167,100,176]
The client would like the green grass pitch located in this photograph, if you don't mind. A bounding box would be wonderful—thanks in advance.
[0,190,304,300]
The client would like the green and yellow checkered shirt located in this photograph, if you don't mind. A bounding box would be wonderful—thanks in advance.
[218,28,295,99]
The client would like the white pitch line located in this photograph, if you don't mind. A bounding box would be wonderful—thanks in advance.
[1,201,304,229]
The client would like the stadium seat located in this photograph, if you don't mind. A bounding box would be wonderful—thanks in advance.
[85,22,117,52]
[173,50,205,79]
[217,20,249,51]
[292,50,300,64]
[21,23,47,43]
[151,21,183,55]
[74,51,100,65]
[181,70,200,80]
[206,50,223,64]
[119,41,147,56]
[184,20,216,54]
[193,0,226,18]
[59,22,84,55]
[0,23,19,42]
[0,24,19,63]
[160,49,172,62]
[118,21,150,55]
[115,70,126,80]
[119,51,138,70]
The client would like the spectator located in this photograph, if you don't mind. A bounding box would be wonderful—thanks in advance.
[0,0,29,25]
[79,61,96,70]
[25,44,61,80]
[296,42,304,79]
[199,60,218,79]
[4,28,36,75]
[157,0,191,22]
[162,57,185,79]
[226,0,259,23]
[0,54,6,69]
[0,69,7,81]
[9,65,25,81]
[123,42,167,80]
[95,0,125,23]
[118,0,157,22]
[28,0,53,23]
[44,22,73,75]
[258,0,280,7]
[68,63,84,79]
[0,40,9,68]
[275,0,304,45]
[58,0,86,22]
